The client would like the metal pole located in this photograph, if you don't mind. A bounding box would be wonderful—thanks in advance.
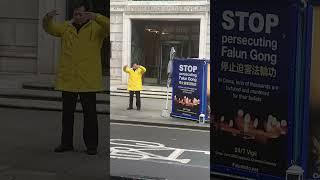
[161,47,175,118]
[165,78,169,110]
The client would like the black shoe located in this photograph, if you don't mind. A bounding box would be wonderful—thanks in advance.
[54,145,74,153]
[137,108,141,111]
[86,149,97,155]
[127,107,133,110]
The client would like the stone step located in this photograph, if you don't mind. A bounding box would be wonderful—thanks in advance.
[22,82,172,99]
[110,92,172,100]
[22,83,171,96]
[0,88,109,104]
[110,89,171,97]
[22,83,109,94]
[116,87,172,93]
[0,97,109,114]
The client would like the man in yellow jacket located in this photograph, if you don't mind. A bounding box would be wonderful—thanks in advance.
[42,1,109,155]
[123,63,147,110]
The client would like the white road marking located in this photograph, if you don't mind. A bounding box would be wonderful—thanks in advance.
[110,139,210,154]
[110,122,209,132]
[110,139,209,164]
[167,149,185,159]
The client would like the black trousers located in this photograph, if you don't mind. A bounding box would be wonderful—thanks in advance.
[129,91,141,109]
[61,91,98,150]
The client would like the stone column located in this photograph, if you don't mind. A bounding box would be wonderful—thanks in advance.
[110,12,124,84]
[37,0,66,75]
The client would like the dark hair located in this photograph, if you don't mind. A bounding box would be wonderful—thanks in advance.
[73,0,91,11]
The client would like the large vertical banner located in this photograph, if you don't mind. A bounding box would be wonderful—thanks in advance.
[171,59,209,121]
[207,63,211,120]
[211,1,298,179]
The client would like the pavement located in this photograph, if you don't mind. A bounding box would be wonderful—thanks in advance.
[110,96,209,130]
[0,74,215,179]
[0,108,109,180]
[0,108,214,180]
[0,74,210,130]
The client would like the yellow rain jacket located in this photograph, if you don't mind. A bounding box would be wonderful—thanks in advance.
[42,13,109,92]
[123,66,147,91]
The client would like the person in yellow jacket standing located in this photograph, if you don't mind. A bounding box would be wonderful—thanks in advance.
[42,0,109,155]
[123,63,147,110]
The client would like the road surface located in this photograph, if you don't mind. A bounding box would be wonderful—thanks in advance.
[110,123,210,180]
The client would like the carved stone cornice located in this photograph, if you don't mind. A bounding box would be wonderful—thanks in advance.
[110,5,125,12]
[111,5,209,13]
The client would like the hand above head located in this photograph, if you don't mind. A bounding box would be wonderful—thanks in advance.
[46,10,59,18]
[81,12,97,21]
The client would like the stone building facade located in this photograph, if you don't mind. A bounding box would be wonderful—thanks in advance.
[110,0,210,85]
[0,0,67,75]
[0,0,108,76]
[0,0,209,87]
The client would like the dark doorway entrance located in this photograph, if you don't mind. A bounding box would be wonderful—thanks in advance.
[131,20,200,86]
[66,0,110,76]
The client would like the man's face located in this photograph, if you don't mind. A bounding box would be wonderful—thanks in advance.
[132,64,138,70]
[73,6,87,24]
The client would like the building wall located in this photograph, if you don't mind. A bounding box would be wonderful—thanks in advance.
[110,0,210,84]
[0,0,206,80]
[0,0,39,73]
[110,11,124,82]
[0,0,66,75]
[206,12,210,58]
[37,0,66,75]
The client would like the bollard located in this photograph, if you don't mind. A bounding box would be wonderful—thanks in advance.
[198,114,206,124]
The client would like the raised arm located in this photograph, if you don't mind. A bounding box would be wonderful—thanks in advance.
[42,10,65,37]
[95,14,109,39]
[81,12,109,38]
[95,13,109,35]
[123,65,130,73]
[138,65,147,74]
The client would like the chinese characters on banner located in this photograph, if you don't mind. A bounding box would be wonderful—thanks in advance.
[211,1,298,179]
[171,59,209,121]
